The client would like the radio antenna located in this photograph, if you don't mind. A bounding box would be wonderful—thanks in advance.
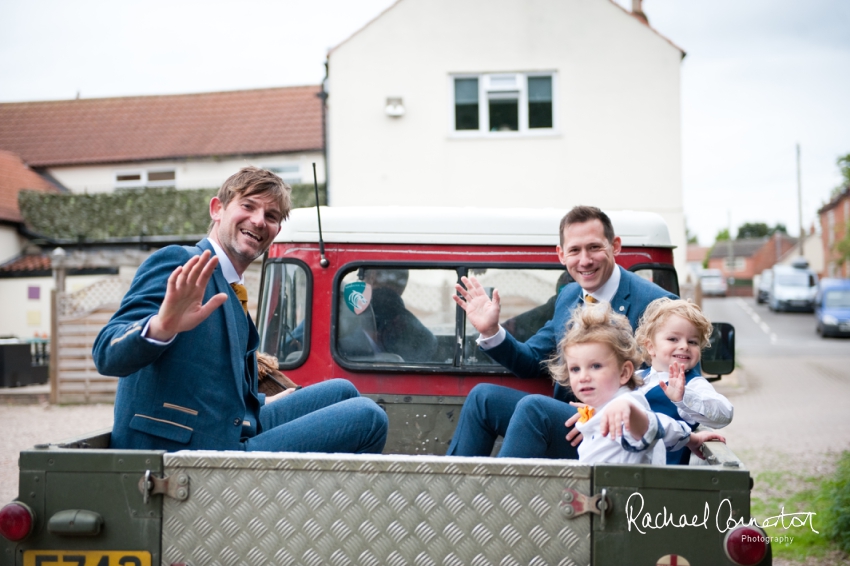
[312,162,329,268]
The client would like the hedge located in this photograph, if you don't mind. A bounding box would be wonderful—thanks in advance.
[18,184,326,241]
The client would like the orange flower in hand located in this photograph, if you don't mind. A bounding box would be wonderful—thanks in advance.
[577,405,595,423]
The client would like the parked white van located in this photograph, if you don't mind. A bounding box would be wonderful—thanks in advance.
[768,259,818,312]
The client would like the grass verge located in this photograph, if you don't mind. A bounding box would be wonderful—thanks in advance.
[749,451,850,563]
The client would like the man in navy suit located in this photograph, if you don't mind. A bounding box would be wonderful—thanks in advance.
[94,167,387,453]
[447,206,675,459]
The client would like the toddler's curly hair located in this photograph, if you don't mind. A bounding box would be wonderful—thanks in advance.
[548,302,643,391]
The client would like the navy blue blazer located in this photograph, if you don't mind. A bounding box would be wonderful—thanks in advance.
[93,239,262,451]
[486,266,676,381]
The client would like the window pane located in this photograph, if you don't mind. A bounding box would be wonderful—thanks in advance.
[148,170,175,182]
[455,78,479,103]
[488,95,518,132]
[336,267,457,365]
[258,262,309,366]
[528,76,553,129]
[116,173,142,182]
[528,76,552,102]
[464,268,572,367]
[455,78,479,130]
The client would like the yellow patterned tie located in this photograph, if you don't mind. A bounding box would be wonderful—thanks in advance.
[584,294,597,304]
[230,283,248,315]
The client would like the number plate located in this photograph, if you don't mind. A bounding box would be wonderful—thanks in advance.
[23,550,151,566]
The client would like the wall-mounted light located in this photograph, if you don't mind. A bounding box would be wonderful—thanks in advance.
[385,97,405,118]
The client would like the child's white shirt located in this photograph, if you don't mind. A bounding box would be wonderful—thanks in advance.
[637,368,734,428]
[575,387,683,465]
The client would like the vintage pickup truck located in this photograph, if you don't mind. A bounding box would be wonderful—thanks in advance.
[1,207,771,566]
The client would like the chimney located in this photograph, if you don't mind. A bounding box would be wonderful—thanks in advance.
[632,0,648,24]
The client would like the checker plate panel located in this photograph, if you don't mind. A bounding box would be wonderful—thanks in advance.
[163,452,592,566]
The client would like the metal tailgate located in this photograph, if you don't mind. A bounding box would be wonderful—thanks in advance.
[162,452,592,565]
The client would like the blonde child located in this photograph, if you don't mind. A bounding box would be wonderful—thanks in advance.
[634,298,734,429]
[549,303,723,465]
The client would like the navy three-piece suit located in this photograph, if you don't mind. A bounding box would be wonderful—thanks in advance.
[94,239,388,453]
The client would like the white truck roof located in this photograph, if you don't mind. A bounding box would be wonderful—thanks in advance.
[274,207,674,248]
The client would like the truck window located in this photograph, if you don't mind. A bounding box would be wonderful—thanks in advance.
[337,267,456,364]
[464,267,571,367]
[631,264,679,296]
[335,265,570,369]
[258,260,309,366]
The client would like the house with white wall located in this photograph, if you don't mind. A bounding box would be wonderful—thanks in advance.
[0,86,325,340]
[0,86,325,195]
[326,0,688,273]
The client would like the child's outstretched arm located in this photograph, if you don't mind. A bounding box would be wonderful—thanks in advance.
[686,430,727,460]
[668,361,734,428]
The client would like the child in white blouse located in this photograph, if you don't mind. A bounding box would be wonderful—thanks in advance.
[548,303,723,465]
[634,298,734,429]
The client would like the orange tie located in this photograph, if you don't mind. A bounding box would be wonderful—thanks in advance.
[230,283,248,315]
[584,294,597,304]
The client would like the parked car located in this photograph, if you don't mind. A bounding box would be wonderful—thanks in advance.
[768,260,818,312]
[815,278,850,337]
[699,268,727,297]
[756,268,772,304]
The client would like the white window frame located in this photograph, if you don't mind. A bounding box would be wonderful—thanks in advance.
[449,71,558,138]
[265,164,302,185]
[114,168,176,189]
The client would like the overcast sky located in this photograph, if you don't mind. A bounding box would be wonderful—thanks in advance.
[2,0,848,245]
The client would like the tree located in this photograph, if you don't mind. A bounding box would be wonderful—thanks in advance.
[830,153,850,199]
[715,228,730,242]
[735,222,788,240]
[735,222,770,239]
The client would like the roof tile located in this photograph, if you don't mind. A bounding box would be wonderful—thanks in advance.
[0,151,61,223]
[0,86,324,167]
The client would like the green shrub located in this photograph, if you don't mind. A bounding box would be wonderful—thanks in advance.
[18,183,326,241]
[825,452,850,553]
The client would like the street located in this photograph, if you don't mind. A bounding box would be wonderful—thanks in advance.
[701,296,850,460]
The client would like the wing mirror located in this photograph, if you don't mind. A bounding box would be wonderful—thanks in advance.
[701,322,735,381]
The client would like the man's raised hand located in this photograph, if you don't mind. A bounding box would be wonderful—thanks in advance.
[147,250,228,341]
[453,275,501,338]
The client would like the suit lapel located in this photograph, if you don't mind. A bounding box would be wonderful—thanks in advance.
[609,266,632,321]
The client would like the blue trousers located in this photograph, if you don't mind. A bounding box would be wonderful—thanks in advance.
[447,383,579,459]
[245,379,388,454]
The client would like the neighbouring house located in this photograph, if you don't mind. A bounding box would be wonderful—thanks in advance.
[326,0,690,274]
[707,234,798,283]
[0,86,326,341]
[0,150,68,339]
[819,186,850,278]
[0,86,327,400]
[0,86,325,195]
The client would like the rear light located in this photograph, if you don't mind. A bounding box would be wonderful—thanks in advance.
[0,502,35,542]
[724,525,768,565]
